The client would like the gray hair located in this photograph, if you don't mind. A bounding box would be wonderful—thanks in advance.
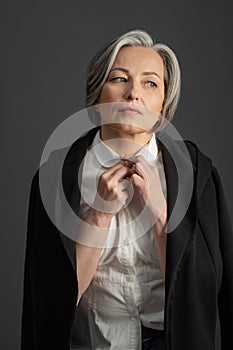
[86,29,181,122]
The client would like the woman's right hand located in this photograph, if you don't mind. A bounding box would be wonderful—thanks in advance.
[76,162,132,298]
[92,161,132,217]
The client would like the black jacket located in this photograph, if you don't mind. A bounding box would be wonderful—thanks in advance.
[21,127,233,350]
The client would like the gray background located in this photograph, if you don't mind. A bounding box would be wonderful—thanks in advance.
[1,0,233,349]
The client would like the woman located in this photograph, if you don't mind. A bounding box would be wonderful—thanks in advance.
[21,30,233,350]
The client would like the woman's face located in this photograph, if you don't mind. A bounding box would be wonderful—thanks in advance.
[98,46,165,124]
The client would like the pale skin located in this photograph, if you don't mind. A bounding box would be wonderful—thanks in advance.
[76,46,167,299]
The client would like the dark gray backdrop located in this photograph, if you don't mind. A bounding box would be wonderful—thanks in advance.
[1,1,232,349]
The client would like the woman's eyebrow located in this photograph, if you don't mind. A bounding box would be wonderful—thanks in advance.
[142,72,161,80]
[110,67,129,73]
[110,67,161,80]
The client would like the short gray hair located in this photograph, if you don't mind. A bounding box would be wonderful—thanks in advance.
[86,29,181,122]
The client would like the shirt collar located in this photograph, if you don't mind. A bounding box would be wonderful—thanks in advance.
[91,130,158,168]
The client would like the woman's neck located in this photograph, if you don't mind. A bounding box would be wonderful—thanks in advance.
[100,126,153,155]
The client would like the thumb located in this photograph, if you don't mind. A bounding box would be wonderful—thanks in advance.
[130,173,144,189]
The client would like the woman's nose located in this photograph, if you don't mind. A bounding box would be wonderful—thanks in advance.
[124,82,140,101]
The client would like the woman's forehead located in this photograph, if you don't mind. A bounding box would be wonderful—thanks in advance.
[112,46,164,74]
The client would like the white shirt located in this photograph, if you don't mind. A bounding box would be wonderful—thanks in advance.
[71,131,167,350]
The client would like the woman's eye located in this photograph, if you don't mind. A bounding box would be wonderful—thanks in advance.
[146,81,157,88]
[111,77,127,83]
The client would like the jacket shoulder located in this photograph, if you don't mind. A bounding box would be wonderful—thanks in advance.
[184,140,212,166]
[184,140,213,173]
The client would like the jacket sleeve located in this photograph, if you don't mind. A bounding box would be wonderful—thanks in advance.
[212,167,233,348]
[21,171,39,350]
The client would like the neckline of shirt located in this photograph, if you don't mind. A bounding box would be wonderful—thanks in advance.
[90,130,159,168]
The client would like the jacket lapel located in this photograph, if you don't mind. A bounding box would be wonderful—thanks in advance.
[158,135,198,326]
[59,127,100,271]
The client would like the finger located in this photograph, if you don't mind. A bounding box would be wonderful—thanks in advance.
[109,165,132,185]
[130,172,144,188]
[131,162,146,179]
[121,155,157,183]
[120,156,146,179]
[120,159,130,167]
[102,161,127,180]
[120,158,136,169]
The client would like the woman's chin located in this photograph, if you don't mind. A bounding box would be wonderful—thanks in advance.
[103,123,152,136]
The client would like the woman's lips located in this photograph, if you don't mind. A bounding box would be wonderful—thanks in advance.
[118,107,142,115]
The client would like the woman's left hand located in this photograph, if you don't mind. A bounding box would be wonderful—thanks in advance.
[121,155,167,274]
[121,155,167,225]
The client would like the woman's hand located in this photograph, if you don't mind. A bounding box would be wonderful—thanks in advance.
[92,161,133,217]
[122,155,167,275]
[76,161,133,298]
[121,155,167,226]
